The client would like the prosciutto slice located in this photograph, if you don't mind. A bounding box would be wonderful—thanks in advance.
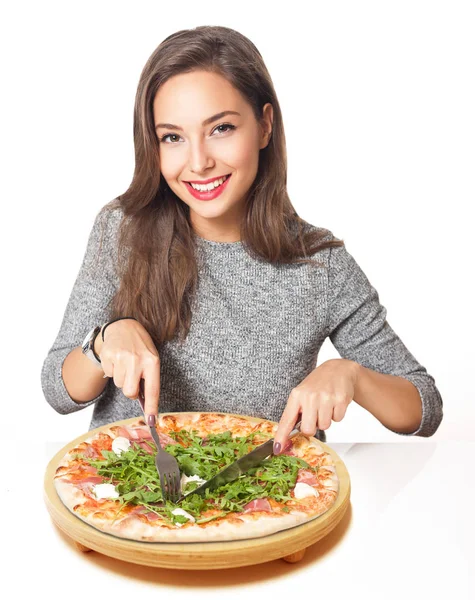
[296,469,317,486]
[158,432,179,447]
[116,425,178,448]
[242,498,272,513]
[134,440,155,455]
[126,426,153,440]
[65,476,104,496]
[127,506,162,521]
[82,445,102,459]
[143,510,162,521]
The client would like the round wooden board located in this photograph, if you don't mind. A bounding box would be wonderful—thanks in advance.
[44,413,351,569]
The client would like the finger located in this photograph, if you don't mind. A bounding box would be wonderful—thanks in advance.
[317,400,333,431]
[300,397,319,437]
[332,401,348,423]
[143,359,161,424]
[273,395,301,455]
[112,360,126,391]
[121,358,142,400]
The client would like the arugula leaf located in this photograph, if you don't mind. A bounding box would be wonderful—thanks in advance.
[171,514,190,526]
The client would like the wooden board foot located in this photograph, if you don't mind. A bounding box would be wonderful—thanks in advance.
[281,548,306,563]
[74,541,92,552]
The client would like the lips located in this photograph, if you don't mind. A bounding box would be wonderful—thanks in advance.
[184,173,232,201]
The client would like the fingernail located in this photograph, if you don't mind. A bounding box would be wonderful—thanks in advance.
[147,414,156,427]
[273,442,281,455]
[102,374,108,379]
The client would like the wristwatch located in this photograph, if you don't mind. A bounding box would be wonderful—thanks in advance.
[81,325,102,367]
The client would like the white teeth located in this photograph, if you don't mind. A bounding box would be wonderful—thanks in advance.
[190,175,228,192]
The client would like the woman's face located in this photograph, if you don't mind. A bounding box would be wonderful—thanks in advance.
[153,71,273,242]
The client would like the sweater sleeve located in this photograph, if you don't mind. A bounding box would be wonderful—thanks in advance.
[40,205,121,415]
[325,240,443,437]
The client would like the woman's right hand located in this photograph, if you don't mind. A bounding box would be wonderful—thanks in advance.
[94,319,160,422]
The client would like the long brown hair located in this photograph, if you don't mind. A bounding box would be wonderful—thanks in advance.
[102,25,344,348]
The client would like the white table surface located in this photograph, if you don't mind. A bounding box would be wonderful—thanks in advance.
[7,441,474,599]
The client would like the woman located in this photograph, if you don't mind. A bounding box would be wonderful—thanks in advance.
[41,25,443,452]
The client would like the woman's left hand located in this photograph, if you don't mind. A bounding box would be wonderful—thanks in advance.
[273,358,361,454]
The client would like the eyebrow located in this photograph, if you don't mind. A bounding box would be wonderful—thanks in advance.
[155,110,241,131]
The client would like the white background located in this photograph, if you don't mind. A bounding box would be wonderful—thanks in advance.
[2,0,473,444]
[1,1,474,597]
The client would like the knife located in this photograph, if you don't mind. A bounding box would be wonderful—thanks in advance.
[178,420,302,502]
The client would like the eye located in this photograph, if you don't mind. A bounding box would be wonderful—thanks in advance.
[159,123,236,144]
[159,133,181,144]
[214,123,236,135]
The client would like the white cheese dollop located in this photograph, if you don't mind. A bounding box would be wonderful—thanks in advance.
[171,508,196,527]
[293,482,320,499]
[93,483,120,499]
[180,473,206,494]
[112,436,131,455]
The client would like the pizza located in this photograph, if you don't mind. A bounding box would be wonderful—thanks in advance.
[53,412,339,542]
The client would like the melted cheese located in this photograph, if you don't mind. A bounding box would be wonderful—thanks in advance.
[293,482,319,499]
[93,483,119,499]
[112,436,131,455]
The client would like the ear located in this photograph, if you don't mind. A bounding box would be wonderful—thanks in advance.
[259,103,274,149]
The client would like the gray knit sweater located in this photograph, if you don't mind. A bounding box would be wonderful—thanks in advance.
[41,204,443,437]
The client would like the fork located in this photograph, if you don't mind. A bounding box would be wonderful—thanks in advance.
[137,379,181,503]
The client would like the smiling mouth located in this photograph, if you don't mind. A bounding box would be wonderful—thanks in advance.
[184,174,231,188]
[183,173,232,200]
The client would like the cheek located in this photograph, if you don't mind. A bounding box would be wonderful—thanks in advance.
[158,148,184,180]
[159,161,182,182]
[223,138,260,174]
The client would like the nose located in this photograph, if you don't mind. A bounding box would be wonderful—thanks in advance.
[188,137,214,175]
